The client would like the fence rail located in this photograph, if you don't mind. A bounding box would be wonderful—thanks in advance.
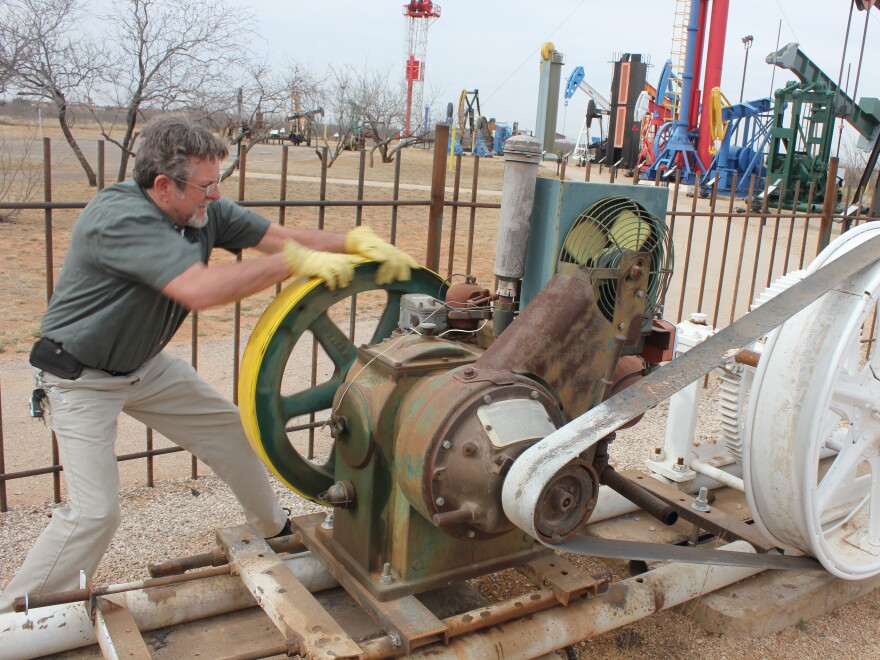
[0,128,874,510]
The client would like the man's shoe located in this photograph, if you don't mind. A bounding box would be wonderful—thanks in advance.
[267,507,293,539]
[270,518,293,538]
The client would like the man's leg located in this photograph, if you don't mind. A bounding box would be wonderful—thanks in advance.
[0,370,127,612]
[124,352,287,538]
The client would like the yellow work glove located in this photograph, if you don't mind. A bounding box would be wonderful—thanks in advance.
[282,239,358,291]
[345,226,419,286]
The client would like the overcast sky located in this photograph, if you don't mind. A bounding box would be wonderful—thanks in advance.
[254,0,880,149]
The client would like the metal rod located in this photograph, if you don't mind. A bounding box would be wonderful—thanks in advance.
[466,157,479,276]
[746,177,772,312]
[601,467,679,526]
[427,123,450,272]
[696,178,719,314]
[97,140,105,190]
[149,535,306,577]
[391,150,401,244]
[675,187,699,321]
[818,157,840,251]
[711,174,737,328]
[728,176,756,325]
[766,182,787,287]
[446,154,463,277]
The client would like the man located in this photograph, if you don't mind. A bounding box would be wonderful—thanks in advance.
[0,114,417,612]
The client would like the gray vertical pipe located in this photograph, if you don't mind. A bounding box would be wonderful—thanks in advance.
[492,135,543,336]
[493,135,543,297]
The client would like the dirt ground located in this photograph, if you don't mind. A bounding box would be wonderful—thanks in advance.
[1,116,878,658]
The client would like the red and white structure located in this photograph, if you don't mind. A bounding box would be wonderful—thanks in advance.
[402,1,441,136]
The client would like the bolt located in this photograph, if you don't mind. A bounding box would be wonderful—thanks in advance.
[630,265,644,279]
[389,633,402,648]
[648,525,656,532]
[435,496,445,506]
[673,456,686,472]
[381,562,393,585]
[618,322,626,330]
[636,290,645,298]
[442,440,451,449]
[321,510,335,530]
[692,486,711,512]
[530,390,539,399]
[467,530,476,538]
[482,394,492,404]
[463,367,476,378]
[463,442,477,456]
[394,361,402,368]
[872,409,880,421]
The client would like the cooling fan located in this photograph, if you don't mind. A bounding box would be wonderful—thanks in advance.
[559,196,673,322]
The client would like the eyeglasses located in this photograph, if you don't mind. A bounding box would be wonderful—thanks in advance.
[169,176,220,197]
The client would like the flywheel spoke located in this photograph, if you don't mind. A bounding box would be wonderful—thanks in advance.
[280,380,341,421]
[310,312,358,370]
[816,429,869,514]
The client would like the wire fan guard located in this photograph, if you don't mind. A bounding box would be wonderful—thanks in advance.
[559,196,672,321]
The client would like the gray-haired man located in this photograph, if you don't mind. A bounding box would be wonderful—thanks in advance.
[0,114,417,612]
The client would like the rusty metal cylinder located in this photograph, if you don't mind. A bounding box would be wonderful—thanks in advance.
[493,134,543,298]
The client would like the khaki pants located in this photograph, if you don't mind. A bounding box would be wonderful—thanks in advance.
[0,351,287,612]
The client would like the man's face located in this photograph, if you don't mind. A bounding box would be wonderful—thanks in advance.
[165,157,222,228]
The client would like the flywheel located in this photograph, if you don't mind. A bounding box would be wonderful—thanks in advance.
[239,262,447,503]
[744,223,880,579]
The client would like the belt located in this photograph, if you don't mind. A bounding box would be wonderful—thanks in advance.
[97,367,135,377]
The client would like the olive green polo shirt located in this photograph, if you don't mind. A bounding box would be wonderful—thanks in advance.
[40,180,271,373]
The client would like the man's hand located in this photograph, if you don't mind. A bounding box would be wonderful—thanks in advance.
[345,226,420,286]
[283,240,360,291]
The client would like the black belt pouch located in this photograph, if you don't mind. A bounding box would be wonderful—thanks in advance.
[29,337,84,380]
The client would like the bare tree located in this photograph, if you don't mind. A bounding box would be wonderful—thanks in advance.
[0,0,31,94]
[203,61,302,181]
[0,129,42,222]
[314,65,358,168]
[348,66,406,166]
[98,0,255,181]
[4,0,107,186]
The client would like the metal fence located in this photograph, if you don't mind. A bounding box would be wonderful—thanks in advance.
[0,124,873,510]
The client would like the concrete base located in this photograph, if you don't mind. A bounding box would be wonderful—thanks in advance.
[686,568,880,637]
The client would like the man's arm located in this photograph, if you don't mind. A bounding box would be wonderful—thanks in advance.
[255,223,347,255]
[161,253,291,311]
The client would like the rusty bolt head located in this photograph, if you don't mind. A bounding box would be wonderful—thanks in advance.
[463,442,477,456]
[463,366,476,378]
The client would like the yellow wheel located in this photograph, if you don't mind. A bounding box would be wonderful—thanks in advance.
[239,262,448,503]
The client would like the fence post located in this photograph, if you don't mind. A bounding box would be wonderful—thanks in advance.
[427,123,449,272]
[817,157,839,252]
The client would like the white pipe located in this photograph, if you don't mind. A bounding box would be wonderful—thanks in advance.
[409,541,763,659]
[0,552,337,660]
[690,458,745,492]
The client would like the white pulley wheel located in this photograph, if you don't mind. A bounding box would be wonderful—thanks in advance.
[744,223,880,579]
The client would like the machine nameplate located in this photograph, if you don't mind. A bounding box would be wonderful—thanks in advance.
[477,399,557,448]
